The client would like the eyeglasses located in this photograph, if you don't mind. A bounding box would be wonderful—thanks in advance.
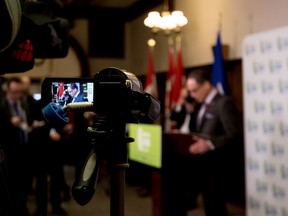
[189,84,204,94]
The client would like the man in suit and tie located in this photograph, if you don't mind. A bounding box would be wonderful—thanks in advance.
[0,77,31,216]
[67,83,88,103]
[169,69,241,216]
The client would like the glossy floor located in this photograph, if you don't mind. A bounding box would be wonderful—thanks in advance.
[26,165,245,216]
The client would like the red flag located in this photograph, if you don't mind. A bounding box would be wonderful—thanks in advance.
[171,41,185,106]
[164,45,175,132]
[144,45,158,98]
[57,82,64,99]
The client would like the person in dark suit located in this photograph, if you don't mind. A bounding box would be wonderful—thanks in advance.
[0,77,31,216]
[20,75,71,216]
[67,83,88,103]
[169,69,241,216]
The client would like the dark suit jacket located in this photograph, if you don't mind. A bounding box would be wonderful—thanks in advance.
[73,92,88,102]
[0,98,30,153]
[170,104,200,130]
[189,93,240,149]
[170,105,187,129]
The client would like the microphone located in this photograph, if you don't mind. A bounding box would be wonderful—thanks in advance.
[72,148,100,206]
[62,102,94,112]
[42,102,94,125]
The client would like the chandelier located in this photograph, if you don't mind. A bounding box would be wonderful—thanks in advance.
[144,1,188,35]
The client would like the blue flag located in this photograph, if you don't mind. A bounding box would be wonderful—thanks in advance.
[212,31,228,95]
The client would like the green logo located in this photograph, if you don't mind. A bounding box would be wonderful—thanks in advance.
[128,123,162,168]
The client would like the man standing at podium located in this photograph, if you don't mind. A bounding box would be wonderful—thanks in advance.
[170,69,241,216]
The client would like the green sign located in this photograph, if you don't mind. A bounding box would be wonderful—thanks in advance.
[128,123,162,169]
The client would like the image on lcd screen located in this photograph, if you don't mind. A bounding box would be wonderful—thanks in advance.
[51,81,94,107]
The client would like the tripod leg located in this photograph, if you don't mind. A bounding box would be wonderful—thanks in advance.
[110,163,129,216]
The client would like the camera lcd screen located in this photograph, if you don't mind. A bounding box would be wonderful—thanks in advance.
[41,78,94,108]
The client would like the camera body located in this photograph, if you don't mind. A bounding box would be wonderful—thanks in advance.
[41,67,160,123]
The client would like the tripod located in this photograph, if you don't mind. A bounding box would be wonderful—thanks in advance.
[72,114,134,216]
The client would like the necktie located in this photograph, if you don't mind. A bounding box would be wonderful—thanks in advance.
[196,103,208,129]
[12,102,27,145]
[13,102,19,115]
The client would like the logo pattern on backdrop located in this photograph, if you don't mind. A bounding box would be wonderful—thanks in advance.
[243,26,288,216]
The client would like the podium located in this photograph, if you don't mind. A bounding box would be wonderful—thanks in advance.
[151,132,246,216]
[151,132,193,216]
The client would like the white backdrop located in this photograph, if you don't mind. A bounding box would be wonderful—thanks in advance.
[243,26,288,216]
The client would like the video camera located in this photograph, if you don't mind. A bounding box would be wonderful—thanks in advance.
[0,0,69,74]
[41,67,161,208]
[41,67,160,125]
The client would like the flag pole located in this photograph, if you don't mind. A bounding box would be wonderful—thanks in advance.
[218,12,222,32]
[164,34,175,132]
[171,32,185,107]
[144,38,158,98]
[144,38,161,125]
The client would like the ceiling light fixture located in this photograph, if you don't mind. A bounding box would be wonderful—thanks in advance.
[144,0,188,35]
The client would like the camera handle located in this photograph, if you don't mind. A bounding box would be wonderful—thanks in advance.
[72,114,134,216]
